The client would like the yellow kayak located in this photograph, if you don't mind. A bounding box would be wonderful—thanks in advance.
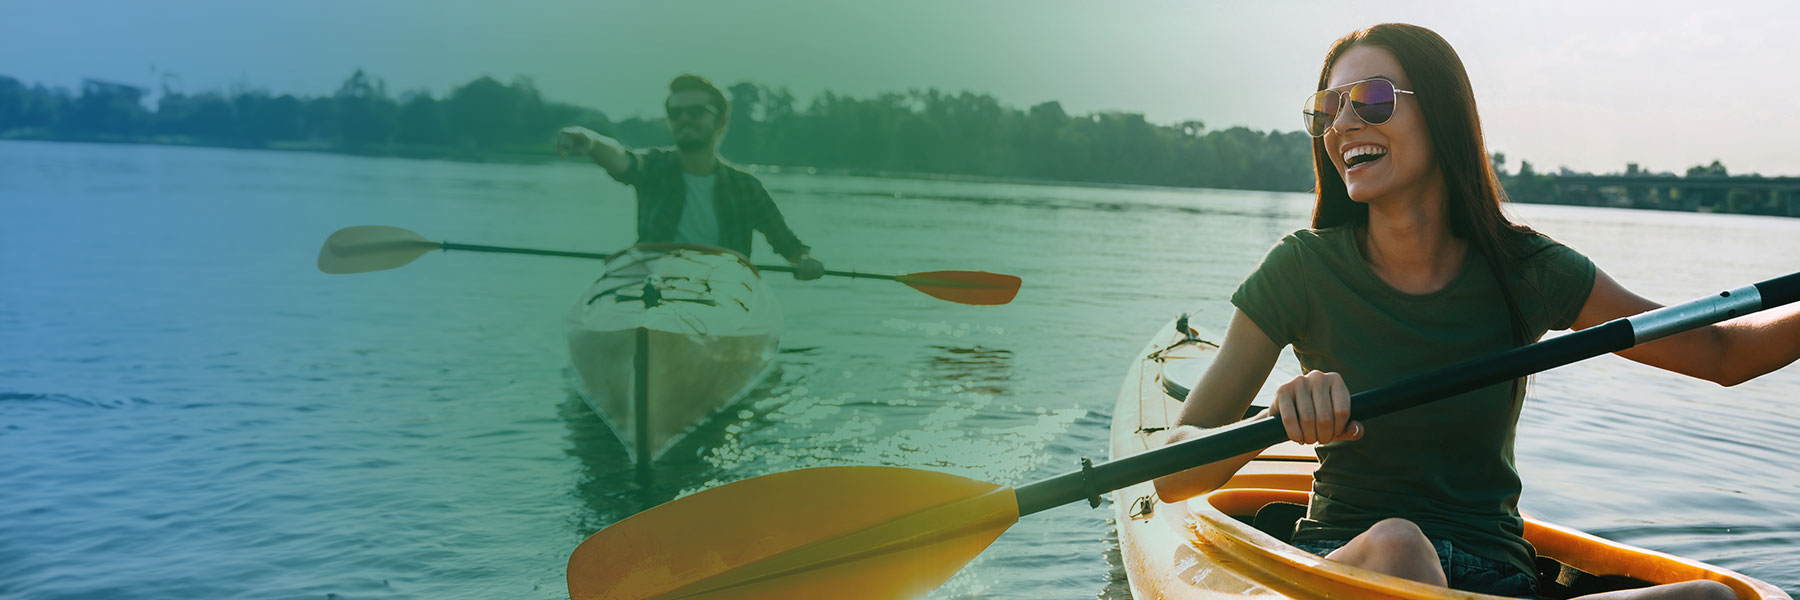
[1110,315,1789,600]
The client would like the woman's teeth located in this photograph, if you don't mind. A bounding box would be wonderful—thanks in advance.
[1345,146,1388,167]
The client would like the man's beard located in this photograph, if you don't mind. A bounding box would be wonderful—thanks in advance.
[674,127,716,152]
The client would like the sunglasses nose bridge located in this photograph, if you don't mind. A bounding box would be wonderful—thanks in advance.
[1328,90,1367,135]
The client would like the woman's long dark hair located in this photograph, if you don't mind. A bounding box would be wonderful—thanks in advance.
[1311,23,1534,349]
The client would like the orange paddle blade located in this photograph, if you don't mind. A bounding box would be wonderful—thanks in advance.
[567,466,1019,600]
[893,271,1021,306]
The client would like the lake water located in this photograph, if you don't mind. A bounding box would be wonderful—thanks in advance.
[3,140,1798,599]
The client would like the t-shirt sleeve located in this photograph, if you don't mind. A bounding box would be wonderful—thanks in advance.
[1521,237,1598,331]
[1230,234,1310,347]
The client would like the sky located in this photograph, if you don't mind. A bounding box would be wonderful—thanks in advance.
[5,0,1798,176]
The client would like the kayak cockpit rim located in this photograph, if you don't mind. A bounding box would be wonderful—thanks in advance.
[606,242,759,274]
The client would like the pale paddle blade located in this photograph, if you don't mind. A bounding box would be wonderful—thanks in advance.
[316,226,442,274]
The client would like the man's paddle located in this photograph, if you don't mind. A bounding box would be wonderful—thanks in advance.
[315,226,1021,306]
[566,271,1800,600]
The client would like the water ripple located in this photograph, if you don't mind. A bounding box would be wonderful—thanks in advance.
[6,142,1800,598]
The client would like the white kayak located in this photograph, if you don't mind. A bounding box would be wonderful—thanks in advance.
[564,243,783,469]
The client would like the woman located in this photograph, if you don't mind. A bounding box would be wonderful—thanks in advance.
[1152,23,1800,599]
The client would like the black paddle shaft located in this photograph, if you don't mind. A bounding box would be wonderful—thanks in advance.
[440,242,895,280]
[758,265,896,280]
[440,242,612,261]
[1015,270,1800,517]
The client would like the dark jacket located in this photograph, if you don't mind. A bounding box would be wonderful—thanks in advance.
[607,147,810,261]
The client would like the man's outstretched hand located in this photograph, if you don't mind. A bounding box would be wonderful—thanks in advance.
[555,126,601,158]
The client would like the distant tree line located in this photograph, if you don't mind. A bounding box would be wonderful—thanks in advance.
[0,71,606,158]
[3,70,1795,216]
[712,84,1314,190]
[0,70,1314,191]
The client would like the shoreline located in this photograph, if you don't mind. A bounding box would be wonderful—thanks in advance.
[7,136,1795,218]
[0,135,1302,197]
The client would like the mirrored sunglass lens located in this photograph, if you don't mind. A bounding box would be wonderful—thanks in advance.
[1348,80,1397,125]
[1303,90,1338,136]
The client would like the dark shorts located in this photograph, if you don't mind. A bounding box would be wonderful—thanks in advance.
[1292,537,1539,599]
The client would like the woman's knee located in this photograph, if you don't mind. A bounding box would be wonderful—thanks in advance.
[1342,518,1437,565]
[1583,579,1738,600]
[1338,518,1444,585]
[1361,518,1430,551]
[1671,580,1737,600]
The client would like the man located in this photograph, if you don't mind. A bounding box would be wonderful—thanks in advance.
[554,74,825,280]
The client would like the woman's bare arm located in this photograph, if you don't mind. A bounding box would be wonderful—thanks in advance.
[1573,268,1800,386]
[1153,309,1284,501]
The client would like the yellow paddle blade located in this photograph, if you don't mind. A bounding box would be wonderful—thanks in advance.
[567,466,1019,600]
[316,226,443,274]
[893,271,1022,306]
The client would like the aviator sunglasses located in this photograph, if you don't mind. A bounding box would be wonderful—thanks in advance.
[666,103,718,121]
[1302,78,1414,137]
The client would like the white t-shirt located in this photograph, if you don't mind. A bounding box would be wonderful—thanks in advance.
[673,172,720,246]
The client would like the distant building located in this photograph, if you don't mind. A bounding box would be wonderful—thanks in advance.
[81,79,146,104]
[73,78,149,135]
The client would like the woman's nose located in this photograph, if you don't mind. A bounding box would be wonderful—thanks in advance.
[1331,97,1364,135]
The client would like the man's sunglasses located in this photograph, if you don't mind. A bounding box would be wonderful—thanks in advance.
[1302,78,1415,137]
[666,104,718,121]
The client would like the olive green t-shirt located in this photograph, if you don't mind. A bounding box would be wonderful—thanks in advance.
[1230,225,1596,576]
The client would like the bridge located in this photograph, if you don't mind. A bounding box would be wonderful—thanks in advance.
[1539,175,1800,216]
